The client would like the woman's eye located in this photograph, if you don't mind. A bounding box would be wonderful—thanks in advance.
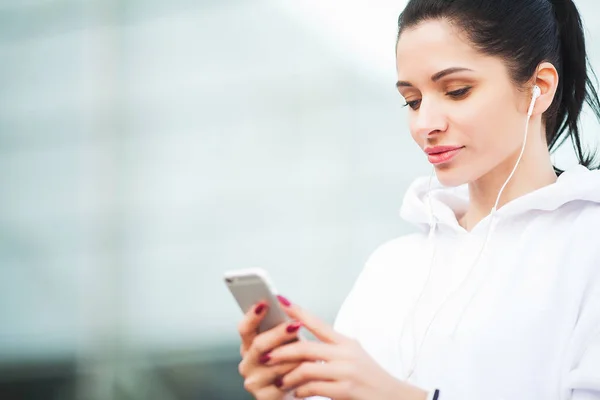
[403,99,421,110]
[402,88,470,110]
[447,87,472,98]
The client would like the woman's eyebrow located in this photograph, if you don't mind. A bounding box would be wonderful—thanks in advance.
[396,67,474,88]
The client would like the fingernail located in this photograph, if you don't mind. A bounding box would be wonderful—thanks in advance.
[277,295,291,307]
[259,353,271,364]
[286,321,302,333]
[254,303,266,315]
[274,376,283,388]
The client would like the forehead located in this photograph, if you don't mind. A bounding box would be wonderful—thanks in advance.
[395,19,488,78]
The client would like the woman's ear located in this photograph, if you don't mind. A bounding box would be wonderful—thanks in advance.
[532,61,559,116]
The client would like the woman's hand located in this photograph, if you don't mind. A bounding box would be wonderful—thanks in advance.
[264,297,429,400]
[237,299,304,400]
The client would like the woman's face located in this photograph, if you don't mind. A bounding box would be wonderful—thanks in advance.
[396,19,530,187]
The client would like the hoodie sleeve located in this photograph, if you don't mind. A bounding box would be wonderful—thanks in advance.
[331,236,417,338]
[569,331,600,399]
[563,269,600,400]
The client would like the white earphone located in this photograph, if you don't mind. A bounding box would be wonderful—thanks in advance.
[402,83,543,382]
[528,85,541,117]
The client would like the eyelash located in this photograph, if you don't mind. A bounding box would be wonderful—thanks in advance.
[403,86,472,110]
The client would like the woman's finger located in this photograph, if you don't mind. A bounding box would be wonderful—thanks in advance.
[246,319,304,365]
[277,295,346,344]
[268,340,340,364]
[292,380,347,400]
[242,362,300,393]
[251,385,287,400]
[278,360,345,391]
[238,301,269,355]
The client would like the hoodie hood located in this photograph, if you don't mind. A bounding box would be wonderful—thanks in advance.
[400,164,600,232]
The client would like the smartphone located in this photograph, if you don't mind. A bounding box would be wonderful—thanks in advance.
[224,267,295,334]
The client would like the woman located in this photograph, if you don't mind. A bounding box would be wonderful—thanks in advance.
[237,0,600,399]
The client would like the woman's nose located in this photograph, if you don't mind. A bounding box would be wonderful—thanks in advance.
[412,99,448,141]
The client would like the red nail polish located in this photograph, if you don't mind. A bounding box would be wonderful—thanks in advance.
[259,353,271,364]
[277,295,291,307]
[255,303,266,315]
[274,376,283,388]
[286,322,302,333]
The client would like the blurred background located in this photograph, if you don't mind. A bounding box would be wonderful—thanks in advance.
[0,0,597,399]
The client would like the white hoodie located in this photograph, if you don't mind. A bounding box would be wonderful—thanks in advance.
[328,165,600,400]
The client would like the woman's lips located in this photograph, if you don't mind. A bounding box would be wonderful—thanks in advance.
[426,147,464,164]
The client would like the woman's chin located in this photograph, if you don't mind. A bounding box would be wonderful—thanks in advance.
[434,166,470,187]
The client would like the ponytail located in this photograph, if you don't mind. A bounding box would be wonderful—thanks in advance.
[548,0,600,174]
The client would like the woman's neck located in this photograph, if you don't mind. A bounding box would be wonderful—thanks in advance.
[458,144,557,232]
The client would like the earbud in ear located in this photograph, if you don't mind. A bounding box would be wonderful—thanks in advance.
[527,85,541,117]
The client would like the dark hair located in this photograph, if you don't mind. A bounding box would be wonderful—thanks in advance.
[397,0,600,174]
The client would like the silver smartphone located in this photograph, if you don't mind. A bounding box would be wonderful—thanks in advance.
[224,267,294,334]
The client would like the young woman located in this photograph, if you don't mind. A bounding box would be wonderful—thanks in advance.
[236,0,600,399]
